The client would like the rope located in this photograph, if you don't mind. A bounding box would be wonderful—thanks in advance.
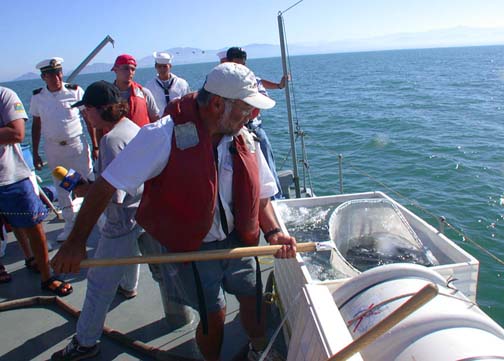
[346,286,476,331]
[0,204,73,217]
[259,289,301,361]
[345,159,504,266]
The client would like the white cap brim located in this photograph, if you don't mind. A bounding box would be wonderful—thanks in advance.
[242,93,276,109]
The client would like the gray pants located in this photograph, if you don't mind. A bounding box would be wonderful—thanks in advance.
[138,232,196,329]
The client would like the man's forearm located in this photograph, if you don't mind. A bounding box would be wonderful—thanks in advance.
[31,117,41,154]
[0,127,23,144]
[0,118,25,145]
[258,198,280,233]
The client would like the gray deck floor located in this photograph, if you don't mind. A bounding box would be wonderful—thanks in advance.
[0,214,282,361]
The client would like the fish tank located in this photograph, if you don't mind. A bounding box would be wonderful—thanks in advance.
[271,191,480,331]
[274,197,440,281]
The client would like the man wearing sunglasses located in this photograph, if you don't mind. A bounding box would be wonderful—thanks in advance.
[51,63,297,361]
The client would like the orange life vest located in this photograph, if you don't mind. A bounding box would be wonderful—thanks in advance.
[135,93,260,252]
[128,82,150,127]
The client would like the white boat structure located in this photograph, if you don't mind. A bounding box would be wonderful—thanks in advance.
[270,192,504,360]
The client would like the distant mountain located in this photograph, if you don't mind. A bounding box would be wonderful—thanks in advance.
[78,62,114,75]
[14,72,39,81]
[11,27,504,81]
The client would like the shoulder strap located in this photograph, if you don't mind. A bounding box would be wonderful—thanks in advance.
[32,88,43,95]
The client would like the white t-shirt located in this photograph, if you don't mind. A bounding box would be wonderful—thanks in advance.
[144,74,191,117]
[29,83,85,142]
[0,87,31,185]
[103,116,277,242]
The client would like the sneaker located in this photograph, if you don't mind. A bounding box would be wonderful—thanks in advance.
[51,336,99,361]
[57,222,74,242]
[247,343,285,361]
[117,285,138,299]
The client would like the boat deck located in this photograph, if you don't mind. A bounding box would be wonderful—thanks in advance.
[0,214,283,361]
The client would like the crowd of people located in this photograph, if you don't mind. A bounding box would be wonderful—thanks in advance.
[0,48,296,361]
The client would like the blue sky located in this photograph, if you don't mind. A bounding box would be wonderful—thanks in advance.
[2,0,504,81]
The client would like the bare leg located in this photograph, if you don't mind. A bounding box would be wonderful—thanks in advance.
[195,308,226,361]
[22,224,71,293]
[19,224,50,280]
[13,228,33,259]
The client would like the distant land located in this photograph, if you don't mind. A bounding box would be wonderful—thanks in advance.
[12,26,504,81]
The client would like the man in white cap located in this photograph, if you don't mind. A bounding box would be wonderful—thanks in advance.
[52,62,297,361]
[144,51,190,118]
[30,57,97,241]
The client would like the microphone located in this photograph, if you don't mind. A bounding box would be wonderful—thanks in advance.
[52,166,87,192]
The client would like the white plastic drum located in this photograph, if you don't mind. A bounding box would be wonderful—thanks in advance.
[332,263,504,360]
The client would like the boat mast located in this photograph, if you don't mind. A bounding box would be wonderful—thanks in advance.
[66,35,115,83]
[277,11,301,198]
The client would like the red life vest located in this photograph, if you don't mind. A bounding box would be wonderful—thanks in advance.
[128,82,150,127]
[136,93,260,252]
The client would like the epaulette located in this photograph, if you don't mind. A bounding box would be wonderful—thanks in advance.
[32,88,43,95]
[65,83,78,90]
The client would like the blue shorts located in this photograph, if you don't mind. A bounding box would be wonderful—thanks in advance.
[160,232,257,313]
[0,178,48,228]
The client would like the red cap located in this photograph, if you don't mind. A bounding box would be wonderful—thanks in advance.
[112,54,137,70]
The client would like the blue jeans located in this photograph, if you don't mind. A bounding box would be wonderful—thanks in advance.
[252,125,282,200]
[76,228,142,347]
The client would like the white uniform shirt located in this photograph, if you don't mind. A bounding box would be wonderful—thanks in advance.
[144,74,190,117]
[103,116,277,242]
[29,83,85,142]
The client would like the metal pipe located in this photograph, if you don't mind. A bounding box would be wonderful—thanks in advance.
[66,35,115,83]
[278,12,301,198]
[339,154,344,194]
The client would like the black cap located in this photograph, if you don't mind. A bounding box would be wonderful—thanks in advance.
[226,47,247,61]
[72,81,122,108]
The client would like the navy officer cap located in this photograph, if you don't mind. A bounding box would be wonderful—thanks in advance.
[36,57,64,74]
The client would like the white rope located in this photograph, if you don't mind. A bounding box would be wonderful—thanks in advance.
[259,290,301,361]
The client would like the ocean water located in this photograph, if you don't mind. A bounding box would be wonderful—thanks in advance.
[2,45,504,325]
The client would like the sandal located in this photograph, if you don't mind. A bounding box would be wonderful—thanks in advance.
[25,257,40,273]
[41,276,73,297]
[0,264,12,283]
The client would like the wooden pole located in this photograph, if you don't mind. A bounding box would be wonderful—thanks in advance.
[81,242,318,268]
[327,283,439,361]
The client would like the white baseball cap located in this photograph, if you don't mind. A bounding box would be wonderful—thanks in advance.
[153,51,172,64]
[204,63,275,110]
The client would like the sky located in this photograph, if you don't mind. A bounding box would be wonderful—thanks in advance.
[2,0,504,81]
